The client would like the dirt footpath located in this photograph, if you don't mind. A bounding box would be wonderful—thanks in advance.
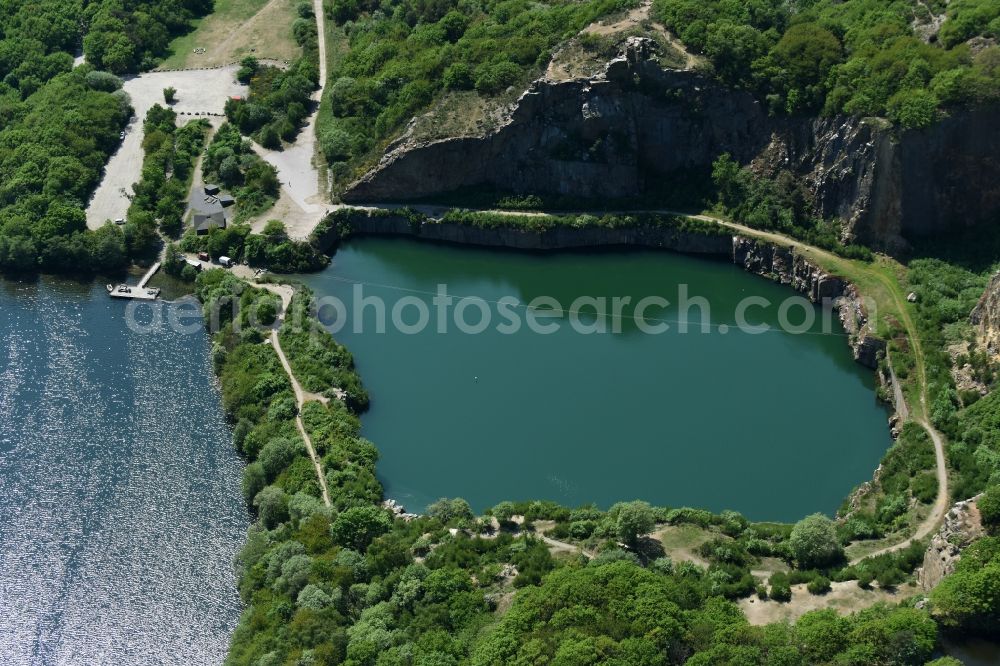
[86,67,247,230]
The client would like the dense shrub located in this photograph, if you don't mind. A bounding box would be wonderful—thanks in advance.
[0,67,131,273]
[807,575,831,595]
[978,486,1000,534]
[789,514,845,569]
[931,536,1000,633]
[653,0,1000,125]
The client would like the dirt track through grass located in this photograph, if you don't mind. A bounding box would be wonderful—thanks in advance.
[161,0,300,69]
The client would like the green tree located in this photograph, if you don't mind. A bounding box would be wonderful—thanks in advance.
[218,155,242,187]
[319,127,354,162]
[258,437,301,481]
[931,536,1000,632]
[795,609,848,662]
[769,23,843,113]
[443,62,474,90]
[163,86,176,103]
[85,70,123,92]
[297,583,334,610]
[887,89,940,129]
[274,553,313,596]
[330,505,392,550]
[259,124,280,149]
[242,462,266,505]
[427,498,475,524]
[612,500,655,546]
[254,485,289,529]
[978,486,1000,533]
[789,513,844,568]
[492,501,516,525]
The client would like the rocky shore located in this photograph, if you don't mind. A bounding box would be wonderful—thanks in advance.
[314,208,888,375]
[732,237,886,369]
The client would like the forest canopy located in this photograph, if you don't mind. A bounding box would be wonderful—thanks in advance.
[653,0,1000,126]
[0,0,212,273]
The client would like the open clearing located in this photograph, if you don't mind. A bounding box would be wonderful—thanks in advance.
[248,0,330,239]
[739,581,914,624]
[86,67,247,230]
[160,0,300,70]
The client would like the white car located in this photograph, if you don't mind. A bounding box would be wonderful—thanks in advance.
[120,131,126,139]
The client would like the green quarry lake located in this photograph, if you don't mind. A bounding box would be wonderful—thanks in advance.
[297,237,892,522]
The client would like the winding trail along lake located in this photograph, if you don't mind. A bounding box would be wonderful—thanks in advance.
[0,278,247,665]
[299,237,892,522]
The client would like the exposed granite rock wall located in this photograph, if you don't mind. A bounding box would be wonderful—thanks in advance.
[916,495,984,591]
[752,116,904,250]
[732,237,885,368]
[315,209,733,254]
[343,39,1000,251]
[344,66,767,202]
[971,270,1000,354]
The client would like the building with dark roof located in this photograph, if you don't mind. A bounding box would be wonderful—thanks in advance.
[193,210,227,235]
[189,185,232,235]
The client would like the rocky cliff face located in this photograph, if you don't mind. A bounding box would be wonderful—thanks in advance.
[315,208,733,254]
[732,237,885,368]
[343,38,1000,251]
[916,495,984,591]
[345,39,767,202]
[971,271,1000,354]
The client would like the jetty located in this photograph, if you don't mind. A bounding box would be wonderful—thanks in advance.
[107,262,161,300]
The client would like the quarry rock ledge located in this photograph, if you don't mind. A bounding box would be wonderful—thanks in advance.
[732,237,886,370]
[342,37,1000,252]
[313,210,735,254]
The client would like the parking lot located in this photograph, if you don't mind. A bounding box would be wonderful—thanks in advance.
[86,66,248,229]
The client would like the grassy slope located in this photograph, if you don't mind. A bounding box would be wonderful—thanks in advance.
[315,20,350,196]
[161,0,300,69]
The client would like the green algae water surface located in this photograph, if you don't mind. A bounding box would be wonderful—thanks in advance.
[0,277,247,665]
[297,237,891,521]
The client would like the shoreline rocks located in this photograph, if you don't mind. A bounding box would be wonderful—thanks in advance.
[732,237,885,369]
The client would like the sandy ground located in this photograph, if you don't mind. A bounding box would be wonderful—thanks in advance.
[86,67,247,230]
[739,580,913,625]
[248,118,329,239]
[247,0,330,240]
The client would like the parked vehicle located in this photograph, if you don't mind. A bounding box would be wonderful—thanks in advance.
[197,252,210,262]
[218,256,234,268]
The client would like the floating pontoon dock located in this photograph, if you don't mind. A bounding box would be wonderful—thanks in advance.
[107,262,161,300]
